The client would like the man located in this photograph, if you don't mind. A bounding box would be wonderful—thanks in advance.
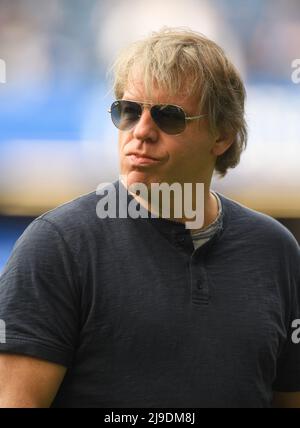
[0,28,299,408]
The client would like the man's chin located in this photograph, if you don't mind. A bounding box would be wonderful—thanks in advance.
[121,171,159,189]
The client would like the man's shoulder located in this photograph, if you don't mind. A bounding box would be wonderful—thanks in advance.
[35,180,120,232]
[218,192,299,254]
[38,190,99,227]
[6,184,119,271]
[6,190,102,261]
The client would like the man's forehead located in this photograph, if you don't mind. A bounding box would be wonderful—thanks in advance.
[123,79,198,106]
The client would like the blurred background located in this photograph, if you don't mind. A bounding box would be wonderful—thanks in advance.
[0,0,300,271]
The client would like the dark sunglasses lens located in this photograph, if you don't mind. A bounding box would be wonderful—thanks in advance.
[151,105,185,134]
[110,101,141,130]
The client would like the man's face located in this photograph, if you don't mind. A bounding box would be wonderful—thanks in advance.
[118,79,218,189]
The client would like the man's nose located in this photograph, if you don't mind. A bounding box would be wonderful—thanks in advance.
[132,108,159,141]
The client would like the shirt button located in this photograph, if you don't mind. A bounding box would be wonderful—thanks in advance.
[196,279,203,290]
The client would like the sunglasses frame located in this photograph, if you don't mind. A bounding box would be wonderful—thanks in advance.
[108,99,207,135]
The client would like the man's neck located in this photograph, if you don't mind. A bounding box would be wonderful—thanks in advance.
[123,179,218,232]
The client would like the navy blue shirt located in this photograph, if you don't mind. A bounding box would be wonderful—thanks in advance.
[0,180,299,408]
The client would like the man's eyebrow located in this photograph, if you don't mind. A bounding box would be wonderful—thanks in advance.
[120,97,195,114]
[122,98,185,107]
[122,97,153,104]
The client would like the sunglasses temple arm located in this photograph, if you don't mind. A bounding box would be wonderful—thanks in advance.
[185,114,207,121]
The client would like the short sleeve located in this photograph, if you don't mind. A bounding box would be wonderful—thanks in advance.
[0,218,80,368]
[273,240,300,392]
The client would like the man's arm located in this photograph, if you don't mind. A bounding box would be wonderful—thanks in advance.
[273,391,300,408]
[0,354,67,408]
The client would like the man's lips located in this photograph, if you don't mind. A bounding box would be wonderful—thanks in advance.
[126,153,163,166]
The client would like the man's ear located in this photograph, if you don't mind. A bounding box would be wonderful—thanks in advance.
[211,131,235,157]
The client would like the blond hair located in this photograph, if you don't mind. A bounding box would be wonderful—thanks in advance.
[111,27,247,176]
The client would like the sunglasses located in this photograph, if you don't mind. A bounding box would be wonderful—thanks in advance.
[108,100,207,135]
